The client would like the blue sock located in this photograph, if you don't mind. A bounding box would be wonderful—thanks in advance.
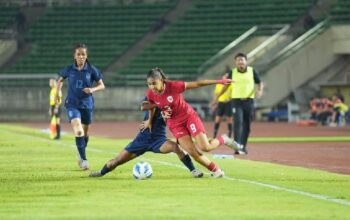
[101,164,110,175]
[75,137,87,160]
[84,136,89,147]
[181,154,195,171]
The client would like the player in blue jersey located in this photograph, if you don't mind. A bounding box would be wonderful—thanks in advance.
[89,99,204,178]
[56,43,105,170]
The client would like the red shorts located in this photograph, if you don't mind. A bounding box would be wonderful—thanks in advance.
[168,113,206,139]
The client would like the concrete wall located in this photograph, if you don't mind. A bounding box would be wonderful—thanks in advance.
[0,85,214,121]
[258,25,348,107]
[331,25,350,54]
[201,36,268,79]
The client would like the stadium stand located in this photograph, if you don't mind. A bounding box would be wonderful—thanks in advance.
[117,0,315,81]
[2,2,176,74]
[330,0,350,23]
[0,6,19,29]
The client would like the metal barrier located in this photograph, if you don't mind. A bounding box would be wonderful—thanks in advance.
[197,26,258,74]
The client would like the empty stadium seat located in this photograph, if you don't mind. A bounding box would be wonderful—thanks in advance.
[117,0,315,82]
[3,2,176,74]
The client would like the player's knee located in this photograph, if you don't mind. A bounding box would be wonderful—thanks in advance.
[186,150,201,159]
[73,125,84,137]
[75,130,84,137]
[172,144,181,153]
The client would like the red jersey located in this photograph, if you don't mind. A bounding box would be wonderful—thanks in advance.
[146,81,196,126]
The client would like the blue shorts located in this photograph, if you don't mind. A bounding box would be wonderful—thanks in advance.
[66,108,93,125]
[125,133,167,156]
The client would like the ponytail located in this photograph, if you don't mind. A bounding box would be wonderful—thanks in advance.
[147,67,167,80]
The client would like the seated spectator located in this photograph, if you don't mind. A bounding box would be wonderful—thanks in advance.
[330,94,349,127]
[318,97,333,126]
[309,97,321,121]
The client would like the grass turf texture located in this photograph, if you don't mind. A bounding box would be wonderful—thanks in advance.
[0,124,350,219]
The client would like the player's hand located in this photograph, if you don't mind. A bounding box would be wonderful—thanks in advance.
[140,120,151,132]
[256,90,263,98]
[210,101,218,112]
[54,106,59,114]
[83,87,95,94]
[161,106,172,120]
[54,95,60,105]
[210,97,219,108]
[216,79,233,85]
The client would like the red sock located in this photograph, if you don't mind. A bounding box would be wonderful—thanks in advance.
[217,136,225,145]
[207,162,218,172]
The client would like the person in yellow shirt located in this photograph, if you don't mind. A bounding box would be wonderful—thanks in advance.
[214,53,264,154]
[212,73,233,138]
[330,94,348,127]
[49,78,62,139]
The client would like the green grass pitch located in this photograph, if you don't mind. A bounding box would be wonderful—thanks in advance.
[0,124,350,219]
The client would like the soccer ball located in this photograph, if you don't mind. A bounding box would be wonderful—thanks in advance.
[133,162,153,180]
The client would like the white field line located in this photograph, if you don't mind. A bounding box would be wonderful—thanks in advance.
[2,128,350,207]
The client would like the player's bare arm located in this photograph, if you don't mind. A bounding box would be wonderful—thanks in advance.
[185,79,232,90]
[83,79,105,94]
[256,82,264,98]
[140,108,155,132]
[141,102,157,111]
[55,77,64,104]
[212,84,229,105]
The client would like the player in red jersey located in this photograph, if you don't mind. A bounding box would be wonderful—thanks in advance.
[145,68,242,178]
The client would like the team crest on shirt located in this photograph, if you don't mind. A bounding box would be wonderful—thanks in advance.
[167,96,174,103]
[86,74,91,81]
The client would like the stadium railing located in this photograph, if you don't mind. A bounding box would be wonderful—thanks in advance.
[247,24,290,65]
[197,26,257,74]
[258,18,330,73]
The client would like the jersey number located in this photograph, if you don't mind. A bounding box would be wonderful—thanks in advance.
[76,80,83,89]
[190,123,197,133]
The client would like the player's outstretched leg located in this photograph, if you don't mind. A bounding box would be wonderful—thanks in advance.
[178,135,224,178]
[89,150,136,177]
[159,140,203,178]
[194,132,241,153]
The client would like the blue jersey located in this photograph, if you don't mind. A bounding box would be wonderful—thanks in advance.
[125,108,167,156]
[141,108,166,137]
[59,63,103,109]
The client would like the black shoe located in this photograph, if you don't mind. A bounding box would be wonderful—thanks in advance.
[89,171,103,177]
[238,146,248,155]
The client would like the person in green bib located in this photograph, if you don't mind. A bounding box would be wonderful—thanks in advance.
[214,53,264,154]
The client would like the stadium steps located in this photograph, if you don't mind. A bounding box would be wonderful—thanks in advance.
[105,0,192,74]
[115,0,315,84]
[0,5,19,29]
[330,0,350,23]
[2,2,177,74]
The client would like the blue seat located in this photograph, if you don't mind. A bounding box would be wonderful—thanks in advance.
[262,109,288,121]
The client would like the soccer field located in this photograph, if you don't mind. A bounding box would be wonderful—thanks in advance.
[0,124,350,219]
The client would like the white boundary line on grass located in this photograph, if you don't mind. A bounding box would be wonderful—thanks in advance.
[2,129,350,207]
